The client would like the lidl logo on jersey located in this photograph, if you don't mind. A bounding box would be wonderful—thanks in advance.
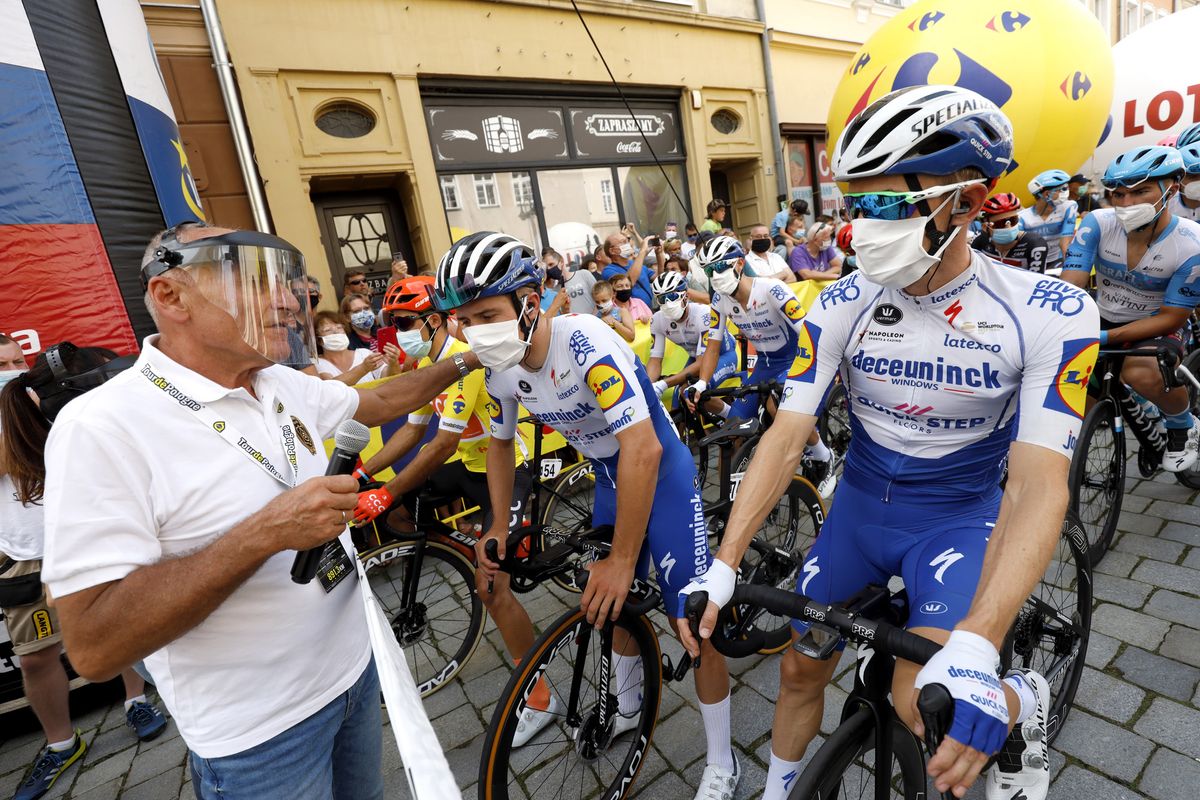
[783,298,805,322]
[487,395,504,424]
[787,322,821,384]
[585,355,635,411]
[1044,338,1098,419]
[708,307,721,330]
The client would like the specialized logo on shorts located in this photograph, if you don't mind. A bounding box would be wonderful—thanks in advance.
[585,355,635,411]
[787,322,822,384]
[783,298,805,322]
[1044,338,1098,419]
[32,609,53,639]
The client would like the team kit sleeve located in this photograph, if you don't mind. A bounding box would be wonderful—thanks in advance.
[765,278,807,334]
[703,298,726,349]
[778,274,862,416]
[649,314,667,359]
[485,374,520,442]
[1063,212,1102,273]
[1163,255,1200,310]
[1014,286,1100,458]
[575,328,653,433]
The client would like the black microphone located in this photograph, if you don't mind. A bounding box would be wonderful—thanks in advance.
[291,419,372,584]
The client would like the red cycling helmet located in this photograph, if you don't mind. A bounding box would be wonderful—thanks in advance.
[836,224,853,251]
[981,192,1022,217]
[382,275,435,324]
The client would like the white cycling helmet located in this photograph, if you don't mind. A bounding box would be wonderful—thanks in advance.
[696,235,745,267]
[651,271,687,297]
[831,85,1014,182]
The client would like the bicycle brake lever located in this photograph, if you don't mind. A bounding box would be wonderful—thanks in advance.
[684,591,709,670]
[484,539,498,594]
[917,683,957,800]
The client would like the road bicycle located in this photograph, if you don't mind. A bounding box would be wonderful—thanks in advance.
[1070,345,1200,566]
[685,509,1091,799]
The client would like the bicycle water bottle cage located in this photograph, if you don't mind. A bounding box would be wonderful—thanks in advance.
[794,621,842,660]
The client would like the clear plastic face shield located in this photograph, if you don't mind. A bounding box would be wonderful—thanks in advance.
[142,229,318,368]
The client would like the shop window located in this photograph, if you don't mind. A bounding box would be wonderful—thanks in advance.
[473,173,499,208]
[314,101,376,139]
[617,164,688,237]
[710,109,741,136]
[440,176,461,211]
[600,179,616,214]
[512,171,534,208]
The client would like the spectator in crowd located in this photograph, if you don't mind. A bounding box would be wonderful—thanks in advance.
[744,224,793,282]
[611,273,652,323]
[662,236,682,260]
[544,247,597,316]
[40,224,482,800]
[1,340,167,800]
[700,199,728,234]
[314,311,392,384]
[342,269,368,300]
[775,213,807,260]
[593,243,611,271]
[835,224,857,276]
[580,253,600,274]
[389,252,409,284]
[601,231,655,306]
[663,254,712,303]
[1069,173,1100,216]
[297,276,321,310]
[592,280,636,342]
[340,292,378,351]
[771,198,809,240]
[664,221,679,241]
[788,221,843,281]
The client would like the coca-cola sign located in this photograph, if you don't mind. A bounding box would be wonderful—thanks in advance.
[570,106,680,161]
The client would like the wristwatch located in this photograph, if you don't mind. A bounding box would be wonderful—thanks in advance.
[451,351,471,378]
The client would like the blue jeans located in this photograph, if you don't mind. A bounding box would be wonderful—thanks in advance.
[189,660,384,800]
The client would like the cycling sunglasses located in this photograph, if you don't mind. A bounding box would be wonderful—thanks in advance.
[389,313,432,332]
[842,179,982,221]
[987,216,1020,228]
[703,258,739,277]
[656,291,684,303]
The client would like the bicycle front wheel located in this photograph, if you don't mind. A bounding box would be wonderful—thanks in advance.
[1001,509,1092,744]
[787,707,928,800]
[360,538,483,698]
[540,460,597,593]
[479,609,663,800]
[1068,397,1124,567]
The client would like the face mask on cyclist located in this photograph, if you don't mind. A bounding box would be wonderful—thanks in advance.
[395,322,432,359]
[464,295,537,372]
[709,264,741,295]
[851,191,961,290]
[1113,185,1170,233]
[1184,181,1200,202]
[660,298,686,321]
[991,225,1020,245]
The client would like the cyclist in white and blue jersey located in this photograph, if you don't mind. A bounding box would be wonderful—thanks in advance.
[679,85,1099,800]
[1062,145,1200,472]
[432,232,742,800]
[1170,138,1200,223]
[644,271,738,413]
[1019,169,1078,267]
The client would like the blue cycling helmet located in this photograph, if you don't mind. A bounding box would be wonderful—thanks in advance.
[696,235,745,267]
[1179,143,1200,175]
[1027,169,1071,198]
[1177,122,1200,149]
[832,85,1014,181]
[1102,146,1185,189]
[432,231,543,311]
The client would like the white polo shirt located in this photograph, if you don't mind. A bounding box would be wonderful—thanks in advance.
[41,337,369,758]
[744,249,792,280]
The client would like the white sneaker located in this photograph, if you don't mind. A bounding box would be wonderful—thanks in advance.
[986,669,1050,800]
[1162,422,1199,473]
[693,752,740,800]
[512,693,562,748]
[610,710,640,740]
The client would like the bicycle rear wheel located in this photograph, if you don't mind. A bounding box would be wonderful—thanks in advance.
[1068,397,1124,568]
[541,461,597,593]
[479,609,663,800]
[787,708,928,800]
[1000,509,1091,744]
[360,539,483,697]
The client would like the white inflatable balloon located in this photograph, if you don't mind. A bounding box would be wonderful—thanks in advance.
[548,221,603,266]
[1091,6,1200,175]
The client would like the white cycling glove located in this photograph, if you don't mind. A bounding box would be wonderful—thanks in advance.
[913,630,1009,756]
[684,379,707,405]
[651,379,669,397]
[675,559,735,619]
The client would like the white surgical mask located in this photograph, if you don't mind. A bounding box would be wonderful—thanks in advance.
[1184,182,1200,202]
[464,300,536,372]
[321,333,350,351]
[664,230,677,240]
[0,368,27,390]
[350,309,376,330]
[1113,202,1160,233]
[618,243,635,260]
[660,299,686,321]
[395,328,431,360]
[710,267,740,295]
[852,193,960,290]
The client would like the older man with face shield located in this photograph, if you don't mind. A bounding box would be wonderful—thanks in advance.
[37,223,480,800]
[679,85,1100,800]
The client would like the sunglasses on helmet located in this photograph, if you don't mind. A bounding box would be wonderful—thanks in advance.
[842,179,983,221]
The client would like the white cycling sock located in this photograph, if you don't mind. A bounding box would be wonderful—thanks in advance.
[718,402,731,419]
[806,438,831,462]
[612,653,643,717]
[764,750,804,800]
[48,736,76,752]
[124,694,146,712]
[1003,673,1036,725]
[698,694,735,772]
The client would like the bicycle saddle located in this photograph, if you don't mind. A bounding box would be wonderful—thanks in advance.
[698,416,761,447]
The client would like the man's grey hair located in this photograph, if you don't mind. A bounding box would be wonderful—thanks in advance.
[142,221,208,325]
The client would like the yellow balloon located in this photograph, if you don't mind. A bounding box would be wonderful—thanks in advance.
[826,0,1113,205]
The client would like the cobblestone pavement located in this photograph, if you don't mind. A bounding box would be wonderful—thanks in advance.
[2,469,1198,799]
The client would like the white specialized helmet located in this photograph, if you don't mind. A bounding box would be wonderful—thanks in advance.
[696,235,745,267]
[651,271,687,297]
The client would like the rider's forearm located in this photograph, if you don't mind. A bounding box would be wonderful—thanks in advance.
[384,431,458,499]
[1059,269,1090,290]
[362,423,424,476]
[484,438,518,534]
[717,412,816,570]
[665,360,701,387]
[959,453,1067,648]
[697,341,720,384]
[1106,312,1189,345]
[647,357,664,382]
[612,430,661,566]
[354,355,478,427]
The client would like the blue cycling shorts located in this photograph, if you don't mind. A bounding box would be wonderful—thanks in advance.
[591,445,710,619]
[672,350,739,409]
[791,481,998,642]
[728,354,790,420]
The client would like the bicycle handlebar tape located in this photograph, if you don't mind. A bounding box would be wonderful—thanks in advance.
[291,419,371,584]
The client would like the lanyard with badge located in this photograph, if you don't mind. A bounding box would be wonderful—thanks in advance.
[139,361,355,593]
